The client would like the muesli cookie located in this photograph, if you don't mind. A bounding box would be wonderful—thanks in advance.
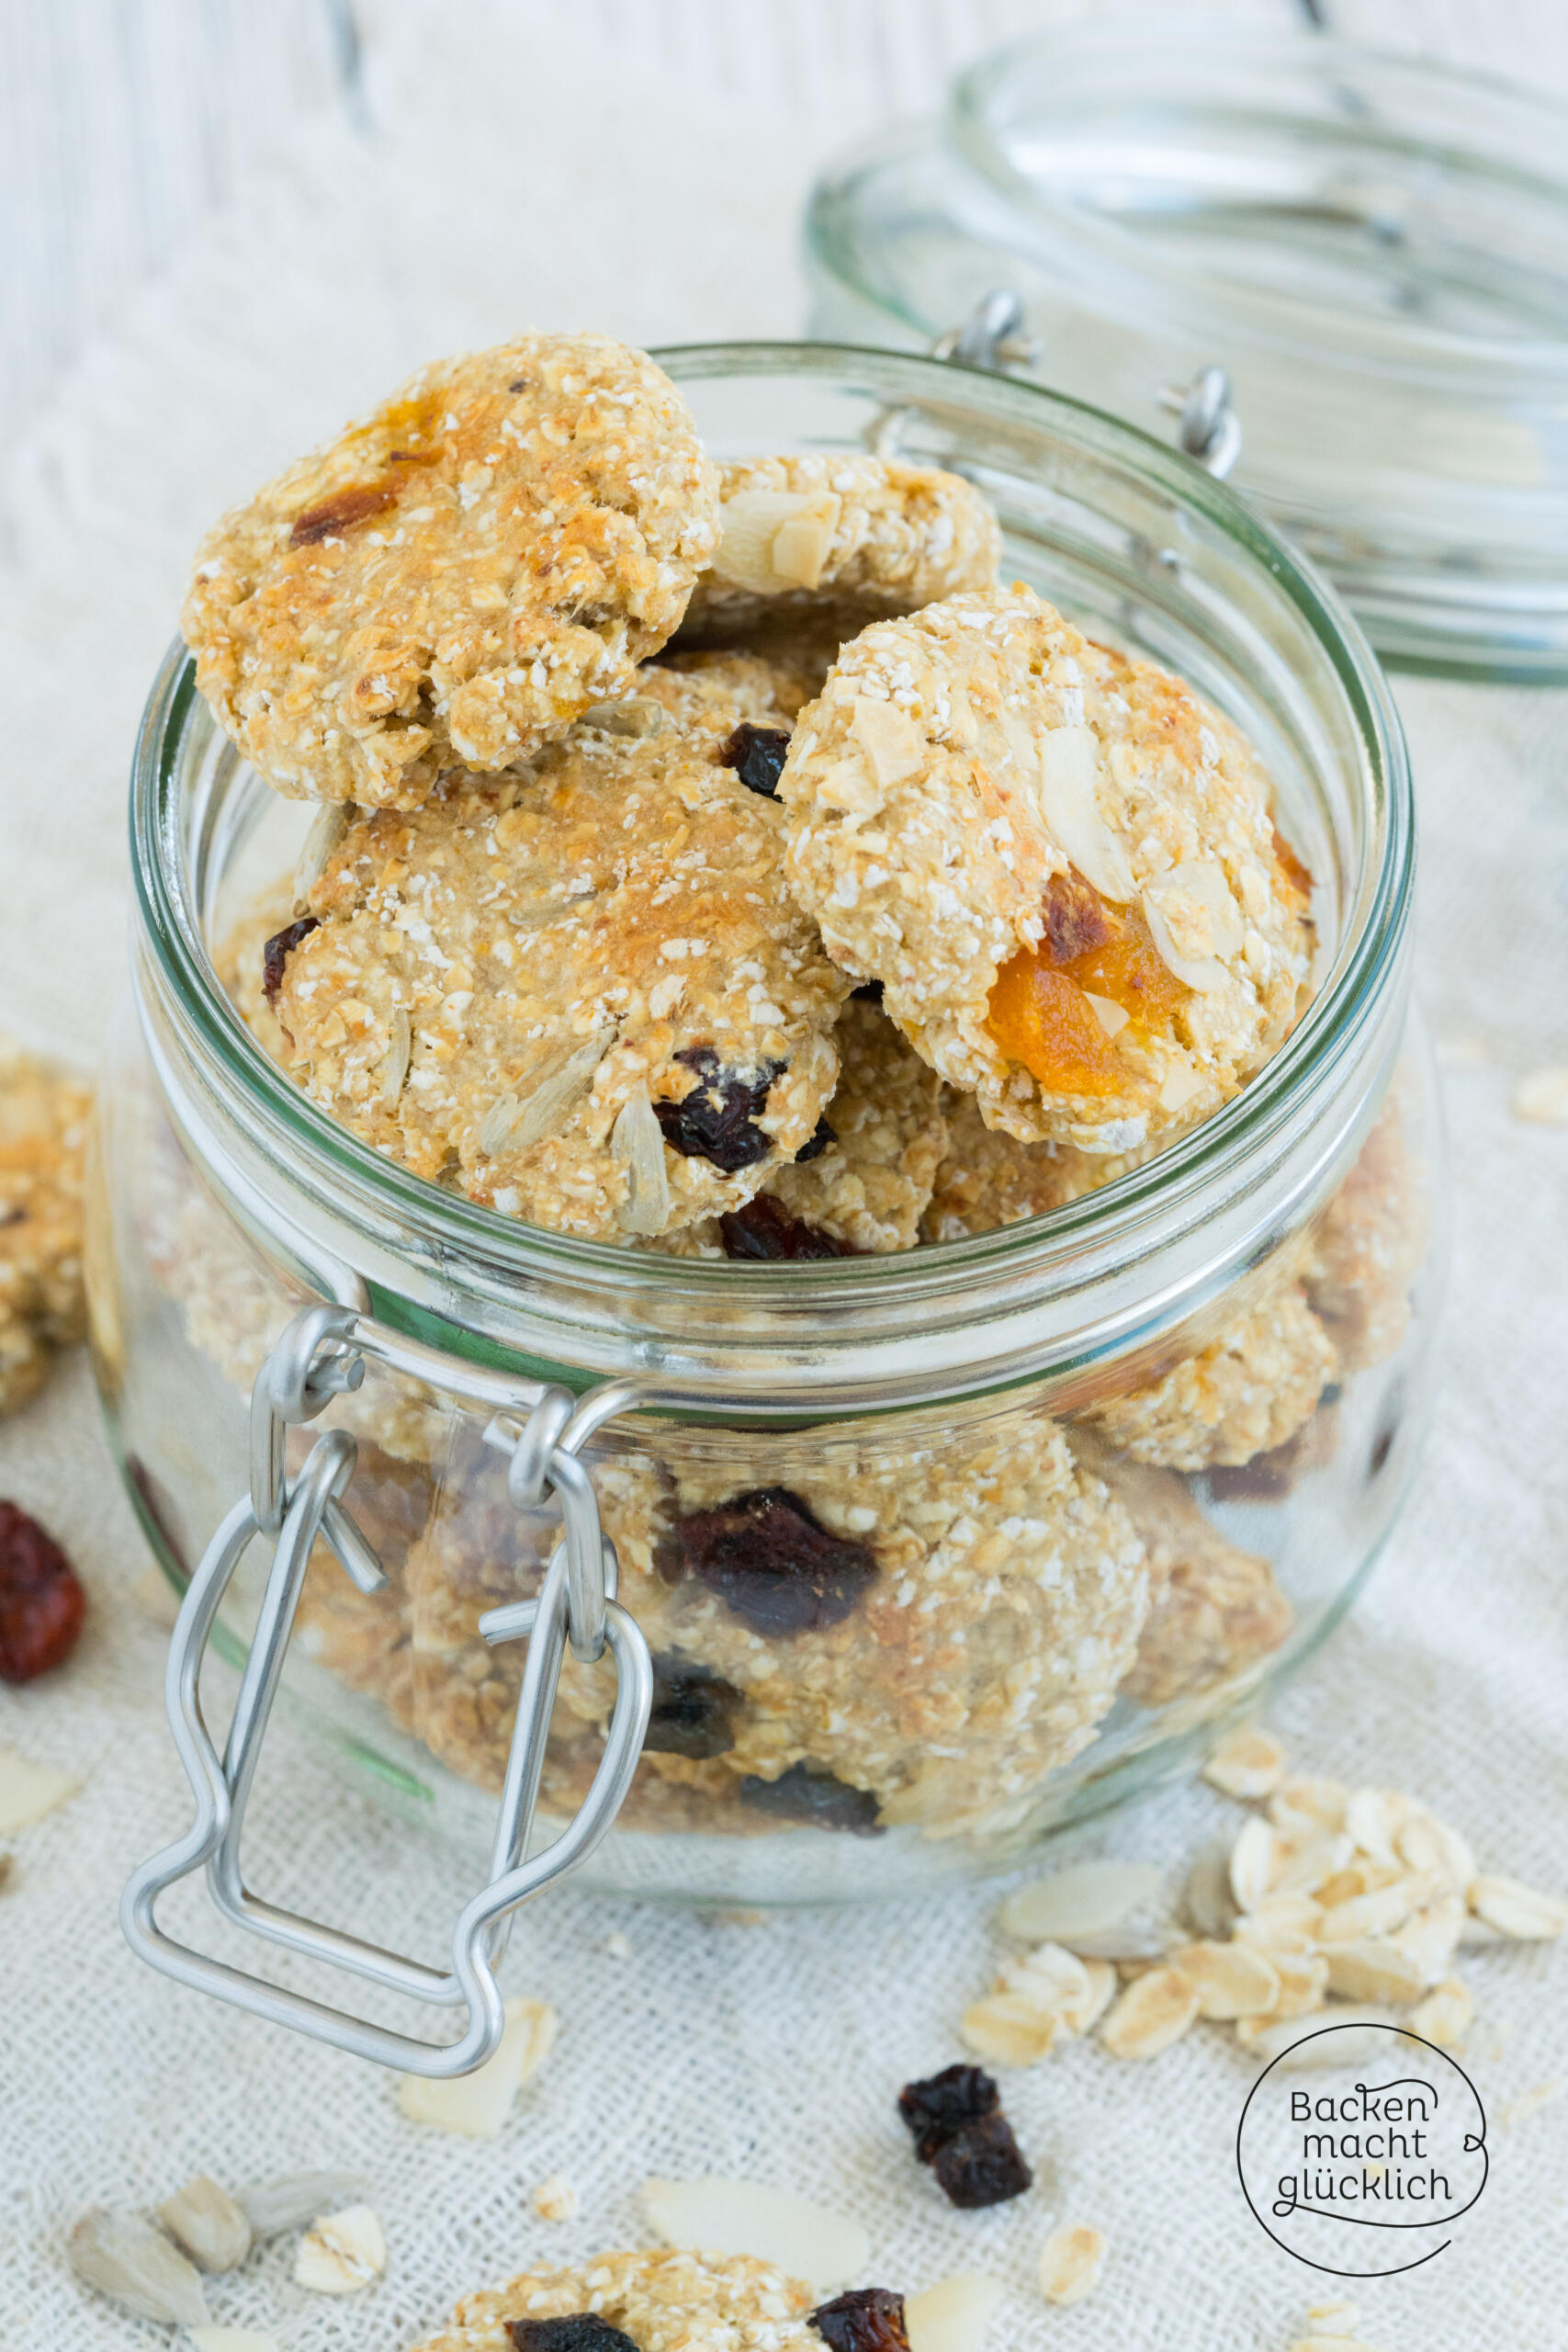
[681,452,1000,641]
[920,1090,1122,1241]
[275,689,847,1241]
[657,996,950,1259]
[1303,1102,1424,1374]
[412,2247,819,2352]
[1,1041,91,1415]
[183,334,720,809]
[1073,1244,1336,1472]
[779,583,1314,1156]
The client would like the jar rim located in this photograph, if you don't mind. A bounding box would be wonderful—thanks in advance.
[130,340,1414,1407]
[951,20,1568,385]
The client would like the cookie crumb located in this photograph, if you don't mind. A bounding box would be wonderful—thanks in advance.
[531,2175,579,2222]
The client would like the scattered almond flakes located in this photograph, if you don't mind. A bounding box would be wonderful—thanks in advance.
[1099,1965,1200,2060]
[1202,1724,1287,1801]
[1410,1976,1472,2050]
[1511,1064,1568,1124]
[530,2174,579,2222]
[1038,2223,1107,2308]
[1501,2078,1563,2131]
[904,2273,1006,2352]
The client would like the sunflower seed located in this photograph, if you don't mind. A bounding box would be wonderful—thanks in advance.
[379,1008,412,1106]
[237,2170,371,2238]
[155,2175,251,2271]
[611,1080,671,1235]
[67,2209,209,2325]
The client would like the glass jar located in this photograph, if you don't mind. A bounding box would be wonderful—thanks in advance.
[88,341,1442,1914]
[805,22,1568,681]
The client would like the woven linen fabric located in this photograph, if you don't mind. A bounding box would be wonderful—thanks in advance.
[1,6,1565,2348]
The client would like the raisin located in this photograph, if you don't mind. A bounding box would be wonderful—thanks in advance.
[658,1486,877,1634]
[930,2109,1032,2208]
[851,978,885,1003]
[262,916,320,1009]
[290,482,400,546]
[717,723,791,798]
[810,2290,908,2352]
[508,2321,638,2352]
[644,1656,740,1760]
[718,1196,853,1261]
[897,2064,998,2163]
[0,1500,86,1684]
[1041,870,1117,966]
[653,1047,784,1173]
[739,1762,882,1836]
[794,1115,837,1163]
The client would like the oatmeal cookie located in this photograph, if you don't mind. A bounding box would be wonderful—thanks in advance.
[1079,1444,1293,1708]
[0,1041,90,1414]
[920,1089,1124,1241]
[412,2247,819,2352]
[681,452,1000,641]
[656,997,950,1259]
[183,334,719,809]
[779,583,1314,1155]
[1072,1245,1337,1472]
[214,883,295,1067]
[276,695,848,1242]
[1304,1101,1424,1374]
[407,1417,1148,1830]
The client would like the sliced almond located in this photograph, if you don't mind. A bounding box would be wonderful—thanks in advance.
[1037,728,1135,902]
[904,2274,1006,2352]
[294,2204,385,2295]
[997,1860,1161,1947]
[1174,1939,1280,2020]
[1470,1873,1568,1940]
[0,1746,81,1835]
[155,2175,251,2272]
[1229,1816,1275,1911]
[1142,881,1227,994]
[1269,1950,1331,2019]
[1038,2223,1107,2308]
[852,695,924,788]
[1321,1939,1427,2004]
[1084,991,1129,1039]
[1410,1976,1472,2050]
[711,489,840,594]
[771,499,841,589]
[641,2177,868,2296]
[1100,1965,1200,2060]
[397,1995,557,2137]
[1202,1724,1287,1801]
[1157,1062,1204,1114]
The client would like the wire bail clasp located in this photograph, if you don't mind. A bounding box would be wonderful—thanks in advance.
[120,1307,652,2075]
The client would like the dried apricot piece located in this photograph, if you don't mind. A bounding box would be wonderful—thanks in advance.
[986,956,1124,1096]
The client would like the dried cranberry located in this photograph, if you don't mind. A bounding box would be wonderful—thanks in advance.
[739,1763,882,1836]
[262,916,320,1009]
[659,1486,877,1634]
[810,2290,909,2352]
[653,1047,784,1173]
[718,1196,852,1261]
[897,2064,998,2164]
[851,978,885,1002]
[930,2109,1032,2208]
[717,723,792,798]
[794,1115,837,1163]
[508,2321,637,2352]
[645,1656,740,1760]
[0,1500,86,1683]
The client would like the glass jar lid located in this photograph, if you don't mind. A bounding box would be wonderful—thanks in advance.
[806,20,1568,681]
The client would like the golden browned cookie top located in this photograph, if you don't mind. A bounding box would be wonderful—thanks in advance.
[0,1039,91,1416]
[274,661,847,1241]
[183,334,720,809]
[682,452,1000,640]
[779,582,1314,1156]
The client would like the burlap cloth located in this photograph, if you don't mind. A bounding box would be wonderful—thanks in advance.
[2,6,1564,2346]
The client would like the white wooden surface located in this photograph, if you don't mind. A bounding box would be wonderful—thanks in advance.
[7,0,1568,447]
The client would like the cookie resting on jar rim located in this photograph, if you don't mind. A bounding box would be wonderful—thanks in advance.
[87,337,1441,2077]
